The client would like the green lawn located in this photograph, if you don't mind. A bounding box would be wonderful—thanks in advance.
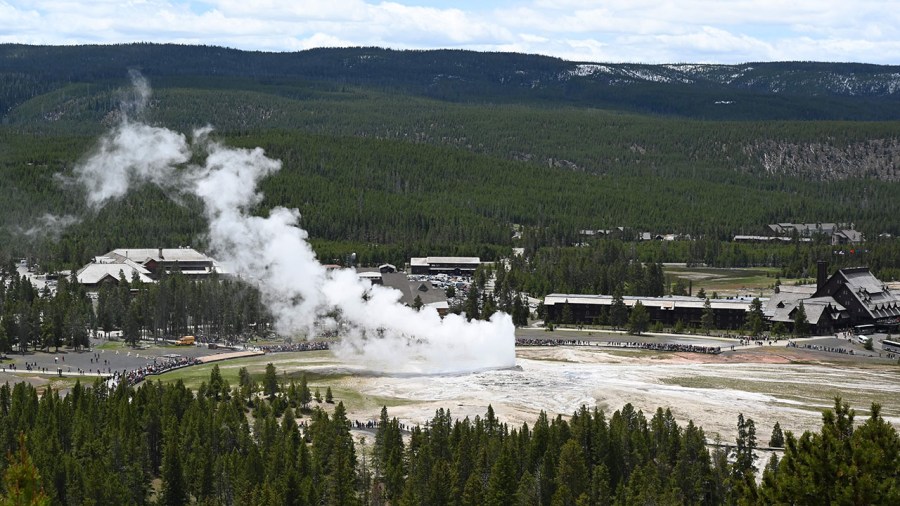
[153,351,410,411]
[154,351,346,389]
[664,266,804,297]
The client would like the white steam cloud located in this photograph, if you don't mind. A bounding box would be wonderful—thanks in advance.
[72,74,515,374]
[18,213,81,240]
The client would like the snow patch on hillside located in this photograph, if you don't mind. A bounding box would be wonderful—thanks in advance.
[568,64,613,77]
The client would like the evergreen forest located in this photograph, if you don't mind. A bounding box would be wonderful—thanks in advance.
[0,44,898,283]
[0,369,897,505]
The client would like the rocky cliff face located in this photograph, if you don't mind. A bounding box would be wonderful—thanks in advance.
[742,138,900,181]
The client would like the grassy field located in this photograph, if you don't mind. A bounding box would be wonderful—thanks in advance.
[664,266,806,297]
[154,351,411,412]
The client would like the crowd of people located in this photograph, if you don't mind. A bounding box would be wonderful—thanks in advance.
[117,355,203,386]
[3,358,113,377]
[258,341,331,353]
[351,419,414,433]
[515,338,721,354]
[787,341,854,355]
[738,338,778,346]
[609,341,722,354]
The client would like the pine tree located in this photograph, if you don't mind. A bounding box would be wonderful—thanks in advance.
[481,293,497,321]
[560,300,573,325]
[771,321,787,337]
[238,366,255,406]
[263,363,279,400]
[485,442,517,506]
[464,285,480,321]
[208,365,224,401]
[701,297,715,335]
[755,398,900,504]
[299,373,312,410]
[729,413,758,503]
[747,297,765,337]
[325,402,358,506]
[555,439,588,503]
[768,421,784,448]
[609,290,628,329]
[627,301,649,335]
[793,301,810,337]
[123,301,141,347]
[512,294,529,327]
[0,434,50,506]
[160,420,188,506]
[461,471,484,506]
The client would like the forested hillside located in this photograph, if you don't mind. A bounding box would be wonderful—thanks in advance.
[4,44,900,120]
[0,44,898,276]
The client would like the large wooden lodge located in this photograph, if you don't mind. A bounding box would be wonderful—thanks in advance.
[543,263,900,334]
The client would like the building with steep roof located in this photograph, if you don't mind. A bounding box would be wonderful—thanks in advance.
[76,247,226,290]
[75,257,155,291]
[764,263,900,334]
[764,286,848,335]
[814,266,900,331]
[104,248,226,278]
[766,223,863,245]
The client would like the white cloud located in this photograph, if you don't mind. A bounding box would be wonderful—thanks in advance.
[1,0,899,63]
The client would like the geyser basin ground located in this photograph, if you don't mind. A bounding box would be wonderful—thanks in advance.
[219,342,900,441]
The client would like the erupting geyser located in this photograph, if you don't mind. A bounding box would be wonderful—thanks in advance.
[70,73,516,374]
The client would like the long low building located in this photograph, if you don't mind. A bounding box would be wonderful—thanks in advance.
[409,256,481,275]
[543,294,756,329]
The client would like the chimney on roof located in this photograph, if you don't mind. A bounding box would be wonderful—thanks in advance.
[158,248,164,259]
[816,260,828,294]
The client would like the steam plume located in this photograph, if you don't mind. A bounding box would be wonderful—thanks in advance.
[18,213,80,240]
[72,74,515,374]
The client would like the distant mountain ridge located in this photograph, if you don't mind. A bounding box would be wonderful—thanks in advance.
[562,61,900,97]
[3,43,900,120]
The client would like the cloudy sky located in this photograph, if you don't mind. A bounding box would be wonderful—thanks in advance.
[2,0,899,64]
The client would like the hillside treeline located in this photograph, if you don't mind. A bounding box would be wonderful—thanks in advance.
[0,371,896,505]
[4,43,900,120]
[9,76,900,185]
[2,126,899,277]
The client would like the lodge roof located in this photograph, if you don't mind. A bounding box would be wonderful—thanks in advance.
[830,268,900,321]
[107,248,215,264]
[75,259,154,285]
[543,294,757,311]
[381,273,448,306]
